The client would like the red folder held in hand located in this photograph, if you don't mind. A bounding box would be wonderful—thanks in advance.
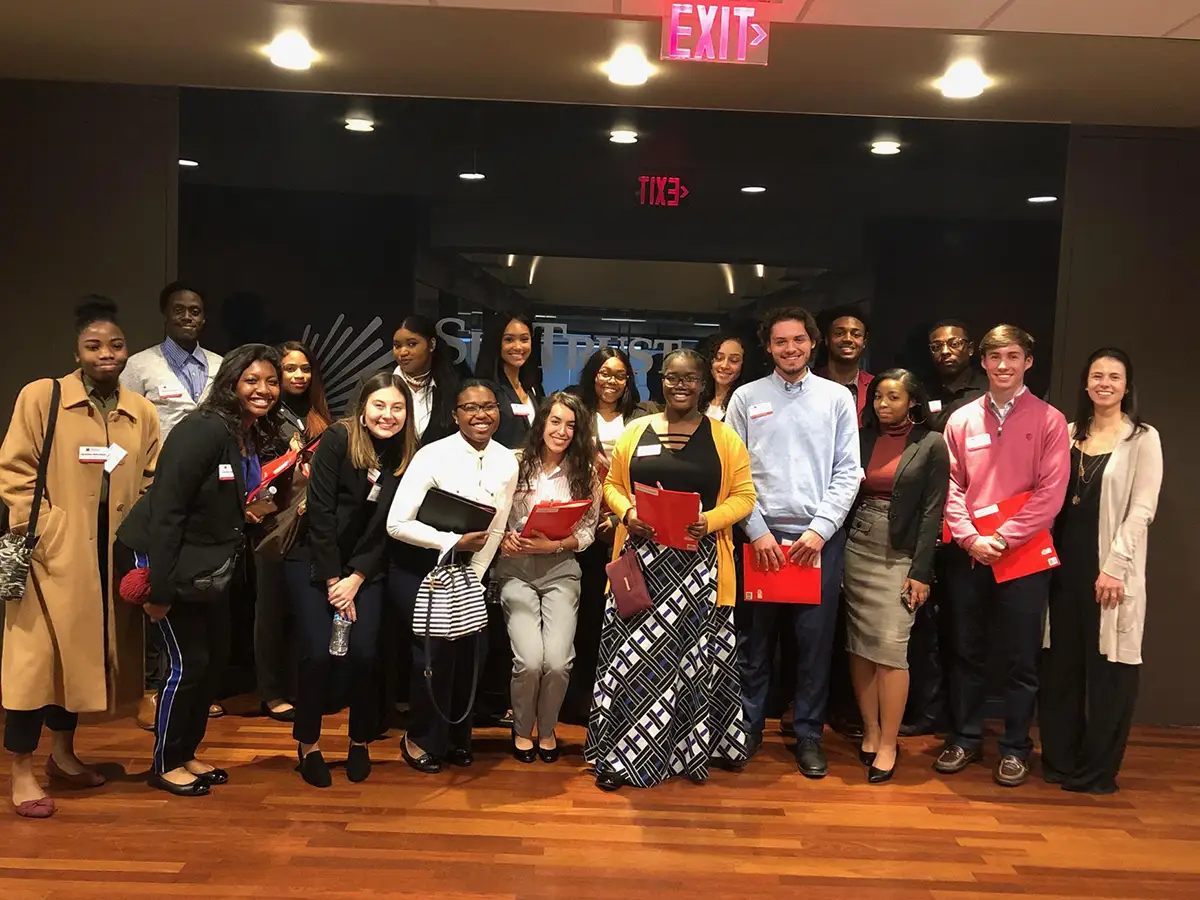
[743,543,822,604]
[971,491,1060,583]
[520,499,592,541]
[634,482,702,552]
[249,435,321,502]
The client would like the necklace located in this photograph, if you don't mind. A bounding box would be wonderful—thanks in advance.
[1071,444,1108,505]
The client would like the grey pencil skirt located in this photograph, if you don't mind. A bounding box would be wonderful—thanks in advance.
[844,497,915,669]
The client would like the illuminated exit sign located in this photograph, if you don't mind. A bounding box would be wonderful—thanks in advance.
[640,175,690,206]
[661,3,770,66]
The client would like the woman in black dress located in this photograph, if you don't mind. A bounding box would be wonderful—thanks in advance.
[473,312,542,450]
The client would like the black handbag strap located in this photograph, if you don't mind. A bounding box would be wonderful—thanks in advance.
[420,563,483,726]
[24,379,61,550]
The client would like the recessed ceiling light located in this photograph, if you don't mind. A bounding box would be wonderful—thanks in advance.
[265,31,319,71]
[344,116,374,133]
[870,140,902,156]
[1027,195,1058,204]
[740,186,766,194]
[610,128,638,144]
[695,322,721,327]
[178,159,199,168]
[459,172,485,181]
[506,254,515,267]
[935,59,992,99]
[602,317,648,323]
[534,314,555,319]
[601,45,654,87]
[755,264,765,278]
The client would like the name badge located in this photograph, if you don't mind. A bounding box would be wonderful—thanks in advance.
[928,400,943,413]
[748,402,774,420]
[368,467,381,485]
[635,443,662,458]
[512,403,533,418]
[79,445,109,464]
[367,483,382,503]
[218,464,235,482]
[104,444,128,474]
[966,433,992,451]
[158,384,184,400]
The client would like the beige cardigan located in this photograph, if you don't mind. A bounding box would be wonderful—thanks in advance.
[1044,419,1162,664]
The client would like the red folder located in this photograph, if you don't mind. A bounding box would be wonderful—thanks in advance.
[249,435,321,502]
[970,491,1060,583]
[520,499,593,540]
[634,482,702,552]
[742,543,821,604]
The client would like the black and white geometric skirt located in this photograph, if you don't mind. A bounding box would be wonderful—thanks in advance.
[584,534,750,786]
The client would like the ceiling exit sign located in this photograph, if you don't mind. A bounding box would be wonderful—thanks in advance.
[661,3,770,66]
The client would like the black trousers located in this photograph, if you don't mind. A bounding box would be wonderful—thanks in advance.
[3,706,79,755]
[254,554,294,704]
[1039,583,1140,791]
[903,546,951,728]
[286,560,383,745]
[391,562,486,757]
[943,545,1050,759]
[151,598,231,773]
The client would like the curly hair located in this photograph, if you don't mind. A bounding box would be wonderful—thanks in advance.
[198,342,283,446]
[515,392,596,502]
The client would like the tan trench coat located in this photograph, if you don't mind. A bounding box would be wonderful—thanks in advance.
[0,372,159,712]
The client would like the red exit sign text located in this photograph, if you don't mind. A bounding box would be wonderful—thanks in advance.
[639,176,690,206]
[661,3,770,66]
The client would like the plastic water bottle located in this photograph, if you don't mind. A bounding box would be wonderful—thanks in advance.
[329,613,351,657]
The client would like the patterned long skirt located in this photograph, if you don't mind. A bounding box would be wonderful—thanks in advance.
[584,534,750,787]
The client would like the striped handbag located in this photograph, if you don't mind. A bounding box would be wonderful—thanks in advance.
[413,555,487,724]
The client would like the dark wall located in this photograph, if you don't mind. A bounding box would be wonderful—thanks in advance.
[1051,127,1200,725]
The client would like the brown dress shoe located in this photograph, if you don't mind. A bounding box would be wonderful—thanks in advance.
[933,744,982,774]
[994,755,1029,787]
[136,691,158,732]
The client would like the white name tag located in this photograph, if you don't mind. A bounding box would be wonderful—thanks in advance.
[928,400,943,413]
[218,463,235,482]
[367,467,381,485]
[966,433,992,451]
[158,384,184,400]
[104,444,128,474]
[973,503,1000,518]
[636,443,662,458]
[367,483,381,503]
[748,402,774,420]
[512,403,533,418]
[79,445,109,464]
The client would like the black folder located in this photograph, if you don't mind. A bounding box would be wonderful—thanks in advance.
[416,487,497,534]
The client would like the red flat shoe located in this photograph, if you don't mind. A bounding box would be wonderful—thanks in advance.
[15,797,56,818]
[47,755,106,788]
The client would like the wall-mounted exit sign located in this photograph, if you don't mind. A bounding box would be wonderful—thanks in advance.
[661,3,770,66]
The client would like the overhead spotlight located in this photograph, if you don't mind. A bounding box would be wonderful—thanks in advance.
[459,172,485,181]
[610,128,638,144]
[178,159,199,168]
[529,255,542,285]
[935,59,992,99]
[506,254,515,267]
[740,185,766,194]
[265,31,319,71]
[870,140,902,156]
[1027,195,1058,204]
[755,264,765,278]
[695,322,721,327]
[344,116,374,133]
[601,45,654,86]
[601,317,648,324]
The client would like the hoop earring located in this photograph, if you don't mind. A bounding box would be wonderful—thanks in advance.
[359,415,367,427]
[909,407,928,426]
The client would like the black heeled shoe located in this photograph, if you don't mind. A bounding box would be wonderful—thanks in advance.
[296,744,333,788]
[148,773,210,797]
[595,768,623,792]
[512,729,537,764]
[536,737,561,764]
[868,747,898,784]
[196,767,229,786]
[400,734,442,774]
[346,743,371,783]
[446,747,474,768]
[858,746,877,767]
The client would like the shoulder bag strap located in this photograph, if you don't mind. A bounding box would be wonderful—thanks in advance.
[24,379,62,550]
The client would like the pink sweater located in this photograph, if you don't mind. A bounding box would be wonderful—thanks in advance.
[943,391,1070,550]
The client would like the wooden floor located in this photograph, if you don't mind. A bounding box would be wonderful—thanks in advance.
[2,697,1199,900]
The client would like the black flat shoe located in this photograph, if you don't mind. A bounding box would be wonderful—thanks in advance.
[261,701,296,723]
[346,744,371,784]
[446,748,474,768]
[401,735,442,774]
[537,742,561,764]
[595,769,623,792]
[512,729,537,764]
[148,773,210,797]
[296,745,332,788]
[858,747,877,767]
[196,767,229,786]
[868,748,898,784]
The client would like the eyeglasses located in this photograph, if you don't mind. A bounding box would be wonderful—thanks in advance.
[596,371,629,384]
[456,402,500,415]
[929,338,967,353]
[662,374,702,387]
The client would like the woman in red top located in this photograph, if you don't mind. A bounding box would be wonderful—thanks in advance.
[844,369,949,783]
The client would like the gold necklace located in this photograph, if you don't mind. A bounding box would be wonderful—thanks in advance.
[1071,443,1108,505]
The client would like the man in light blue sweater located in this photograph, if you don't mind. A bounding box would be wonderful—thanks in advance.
[726,307,861,778]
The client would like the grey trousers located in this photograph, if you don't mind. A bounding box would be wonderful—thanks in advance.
[496,554,582,739]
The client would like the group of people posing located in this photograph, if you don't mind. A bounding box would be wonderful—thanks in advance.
[0,285,1162,819]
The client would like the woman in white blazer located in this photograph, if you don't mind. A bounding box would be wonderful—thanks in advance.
[1039,348,1162,795]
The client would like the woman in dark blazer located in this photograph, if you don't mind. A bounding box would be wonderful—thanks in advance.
[473,312,542,450]
[290,372,417,787]
[843,368,949,783]
[118,343,283,797]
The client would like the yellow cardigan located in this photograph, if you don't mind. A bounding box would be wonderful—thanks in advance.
[603,416,756,607]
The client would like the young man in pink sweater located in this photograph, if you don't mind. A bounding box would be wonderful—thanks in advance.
[936,325,1070,787]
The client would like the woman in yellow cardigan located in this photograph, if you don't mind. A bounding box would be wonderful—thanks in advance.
[584,349,756,791]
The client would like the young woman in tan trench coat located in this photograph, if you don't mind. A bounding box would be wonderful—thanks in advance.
[0,297,159,818]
